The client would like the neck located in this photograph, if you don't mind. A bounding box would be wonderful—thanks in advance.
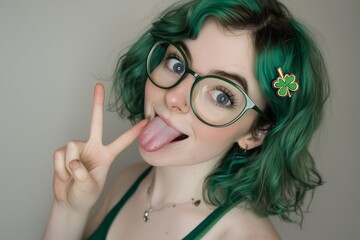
[149,160,218,206]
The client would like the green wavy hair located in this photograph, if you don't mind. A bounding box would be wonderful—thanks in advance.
[111,0,329,222]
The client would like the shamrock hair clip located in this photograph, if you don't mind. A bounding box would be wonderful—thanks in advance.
[272,67,299,98]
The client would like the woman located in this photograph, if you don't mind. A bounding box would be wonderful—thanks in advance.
[44,0,329,239]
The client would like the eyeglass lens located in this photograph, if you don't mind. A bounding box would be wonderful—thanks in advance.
[147,41,248,126]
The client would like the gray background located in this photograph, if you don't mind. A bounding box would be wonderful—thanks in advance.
[0,0,359,239]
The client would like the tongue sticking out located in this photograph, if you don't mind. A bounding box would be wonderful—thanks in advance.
[139,116,185,152]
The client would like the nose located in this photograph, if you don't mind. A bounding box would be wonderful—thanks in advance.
[165,75,193,114]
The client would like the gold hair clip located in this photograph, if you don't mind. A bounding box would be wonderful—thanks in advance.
[272,68,299,98]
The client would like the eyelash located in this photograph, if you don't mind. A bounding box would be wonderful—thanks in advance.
[165,51,183,62]
[214,86,238,110]
[163,49,240,111]
[163,51,185,76]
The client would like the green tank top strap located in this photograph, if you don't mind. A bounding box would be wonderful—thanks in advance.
[87,166,153,240]
[87,165,233,240]
[182,203,234,240]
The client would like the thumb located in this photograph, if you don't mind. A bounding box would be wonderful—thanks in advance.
[69,160,95,187]
[69,160,100,209]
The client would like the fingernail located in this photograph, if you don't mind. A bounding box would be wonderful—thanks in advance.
[70,160,80,170]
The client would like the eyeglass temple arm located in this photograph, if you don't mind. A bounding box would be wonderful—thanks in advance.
[253,105,272,126]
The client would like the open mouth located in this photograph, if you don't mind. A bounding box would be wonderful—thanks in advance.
[139,113,190,152]
[154,113,189,143]
[171,134,189,142]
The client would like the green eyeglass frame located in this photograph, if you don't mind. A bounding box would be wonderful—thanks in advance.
[146,40,266,128]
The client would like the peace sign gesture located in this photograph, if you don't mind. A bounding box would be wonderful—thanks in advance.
[52,83,147,211]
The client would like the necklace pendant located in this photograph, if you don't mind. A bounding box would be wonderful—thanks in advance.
[143,209,150,222]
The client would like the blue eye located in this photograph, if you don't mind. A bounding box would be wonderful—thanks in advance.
[166,58,185,75]
[211,90,231,107]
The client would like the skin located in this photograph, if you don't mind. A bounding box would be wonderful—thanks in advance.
[44,19,280,240]
[140,18,268,169]
[43,84,148,240]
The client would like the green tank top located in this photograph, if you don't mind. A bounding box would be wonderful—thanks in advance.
[87,166,232,240]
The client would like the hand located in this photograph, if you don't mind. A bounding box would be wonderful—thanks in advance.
[52,83,147,211]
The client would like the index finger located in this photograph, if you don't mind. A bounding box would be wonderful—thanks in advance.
[89,83,105,142]
[106,119,148,158]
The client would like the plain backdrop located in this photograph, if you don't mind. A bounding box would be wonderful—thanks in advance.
[0,0,359,239]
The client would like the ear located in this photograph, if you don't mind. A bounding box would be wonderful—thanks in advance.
[236,129,268,151]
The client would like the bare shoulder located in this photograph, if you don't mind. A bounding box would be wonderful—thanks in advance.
[219,207,280,240]
[84,162,150,237]
[106,162,150,207]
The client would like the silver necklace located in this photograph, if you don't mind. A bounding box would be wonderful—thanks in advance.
[143,182,201,222]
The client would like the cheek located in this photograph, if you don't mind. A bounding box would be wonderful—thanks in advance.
[144,80,153,102]
[184,126,240,164]
[193,122,248,149]
[144,80,162,116]
[144,82,152,117]
[190,112,257,156]
[196,110,255,139]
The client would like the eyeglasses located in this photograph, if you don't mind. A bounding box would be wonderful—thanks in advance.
[146,40,265,127]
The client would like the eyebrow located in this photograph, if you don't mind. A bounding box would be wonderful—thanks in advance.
[176,41,192,62]
[209,70,248,93]
[177,41,249,92]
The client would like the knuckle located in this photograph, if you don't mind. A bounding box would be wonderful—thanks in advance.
[53,157,63,169]
[65,140,86,152]
[66,141,78,149]
[53,150,64,164]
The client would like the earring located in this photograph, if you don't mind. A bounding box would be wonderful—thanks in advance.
[255,131,262,139]
[243,144,248,153]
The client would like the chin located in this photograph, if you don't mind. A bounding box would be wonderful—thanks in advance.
[137,143,224,168]
[138,144,185,167]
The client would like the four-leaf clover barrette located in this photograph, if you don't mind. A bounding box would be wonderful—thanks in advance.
[272,67,299,98]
